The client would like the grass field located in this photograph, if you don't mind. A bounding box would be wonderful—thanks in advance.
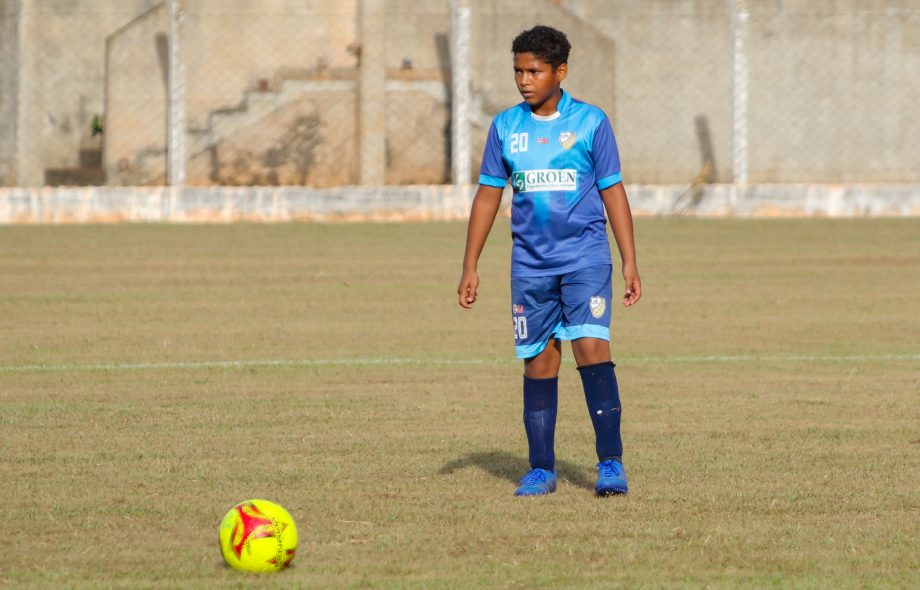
[1,218,918,588]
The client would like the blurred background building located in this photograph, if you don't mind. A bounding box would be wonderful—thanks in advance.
[1,0,918,190]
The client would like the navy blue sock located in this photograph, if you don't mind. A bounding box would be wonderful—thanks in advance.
[577,362,623,462]
[523,375,558,472]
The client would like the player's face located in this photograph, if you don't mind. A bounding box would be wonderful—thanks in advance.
[513,53,567,114]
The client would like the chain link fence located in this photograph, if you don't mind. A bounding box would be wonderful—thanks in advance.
[745,1,920,183]
[1,0,918,189]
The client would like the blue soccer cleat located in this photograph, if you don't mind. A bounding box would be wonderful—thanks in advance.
[514,468,557,497]
[595,460,628,496]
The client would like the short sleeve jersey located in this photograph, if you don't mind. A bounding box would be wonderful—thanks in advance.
[478,90,622,278]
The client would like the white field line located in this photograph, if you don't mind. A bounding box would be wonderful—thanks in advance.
[0,354,917,374]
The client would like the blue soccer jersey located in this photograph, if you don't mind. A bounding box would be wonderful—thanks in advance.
[478,90,622,277]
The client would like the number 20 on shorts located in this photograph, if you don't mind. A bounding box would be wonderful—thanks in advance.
[513,316,528,339]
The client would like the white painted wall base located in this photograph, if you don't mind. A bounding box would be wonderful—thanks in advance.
[1,184,917,224]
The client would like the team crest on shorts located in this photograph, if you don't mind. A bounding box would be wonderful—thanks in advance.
[559,131,577,150]
[589,296,606,318]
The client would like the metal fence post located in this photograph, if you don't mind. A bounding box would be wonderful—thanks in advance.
[729,0,749,187]
[167,0,187,188]
[451,0,471,185]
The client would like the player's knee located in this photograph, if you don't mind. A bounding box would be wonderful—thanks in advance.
[524,350,560,379]
[524,361,557,379]
[573,338,610,366]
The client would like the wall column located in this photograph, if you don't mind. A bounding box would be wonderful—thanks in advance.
[450,0,471,185]
[358,0,386,185]
[167,0,186,187]
[0,0,20,185]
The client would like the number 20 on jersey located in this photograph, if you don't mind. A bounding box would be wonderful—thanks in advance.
[510,133,528,154]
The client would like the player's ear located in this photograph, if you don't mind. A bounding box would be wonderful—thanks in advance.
[556,63,568,83]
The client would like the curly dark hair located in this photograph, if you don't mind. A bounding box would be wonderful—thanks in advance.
[511,25,571,68]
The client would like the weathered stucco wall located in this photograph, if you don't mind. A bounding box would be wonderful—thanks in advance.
[0,1,19,186]
[178,81,448,187]
[104,3,169,185]
[182,0,358,129]
[568,0,920,184]
[4,0,919,187]
[745,0,920,183]
[1,184,917,224]
[12,0,160,186]
[564,0,733,184]
[185,87,358,186]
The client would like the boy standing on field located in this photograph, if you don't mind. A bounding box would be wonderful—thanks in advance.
[457,26,642,497]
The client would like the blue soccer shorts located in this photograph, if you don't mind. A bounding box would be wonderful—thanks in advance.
[511,264,613,359]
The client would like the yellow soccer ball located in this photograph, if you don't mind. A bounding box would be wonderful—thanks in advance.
[219,499,298,573]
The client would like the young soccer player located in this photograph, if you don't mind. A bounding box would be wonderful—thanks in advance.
[457,25,642,497]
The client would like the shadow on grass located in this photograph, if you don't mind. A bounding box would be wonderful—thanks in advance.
[438,450,594,491]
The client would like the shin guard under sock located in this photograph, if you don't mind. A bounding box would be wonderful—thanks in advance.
[577,361,623,462]
[523,375,558,471]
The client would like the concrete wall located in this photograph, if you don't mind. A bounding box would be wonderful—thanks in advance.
[2,184,917,224]
[567,0,920,184]
[185,86,358,186]
[385,0,451,73]
[5,0,361,186]
[0,0,19,186]
[183,0,358,129]
[384,84,450,184]
[180,81,447,187]
[746,0,920,183]
[12,0,160,186]
[4,0,919,187]
[105,0,450,186]
[563,0,733,184]
[104,3,169,185]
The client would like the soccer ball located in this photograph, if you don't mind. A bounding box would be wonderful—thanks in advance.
[219,499,298,573]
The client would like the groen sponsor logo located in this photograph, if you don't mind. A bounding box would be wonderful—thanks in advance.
[511,169,577,192]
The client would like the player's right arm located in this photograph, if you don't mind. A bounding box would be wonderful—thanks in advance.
[458,119,509,309]
[458,184,504,308]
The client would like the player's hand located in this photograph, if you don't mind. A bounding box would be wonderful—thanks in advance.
[457,269,480,309]
[622,264,642,307]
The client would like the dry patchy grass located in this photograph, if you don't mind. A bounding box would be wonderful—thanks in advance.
[0,219,918,588]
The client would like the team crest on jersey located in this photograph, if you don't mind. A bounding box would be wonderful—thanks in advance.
[589,296,606,318]
[559,131,577,150]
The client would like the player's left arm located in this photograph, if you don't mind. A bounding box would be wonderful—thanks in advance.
[600,182,642,307]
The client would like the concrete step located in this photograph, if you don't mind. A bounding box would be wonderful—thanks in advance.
[188,79,356,156]
[45,167,106,186]
[185,71,444,162]
[79,147,102,168]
